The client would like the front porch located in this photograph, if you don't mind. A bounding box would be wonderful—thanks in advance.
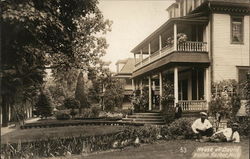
[132,66,211,113]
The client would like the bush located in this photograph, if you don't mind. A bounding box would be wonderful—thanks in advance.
[63,98,80,110]
[56,113,70,120]
[35,92,53,118]
[162,117,196,139]
[91,106,101,118]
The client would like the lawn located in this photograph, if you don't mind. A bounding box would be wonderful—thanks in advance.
[1,125,125,144]
[53,138,249,159]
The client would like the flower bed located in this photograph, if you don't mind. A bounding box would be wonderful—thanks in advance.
[1,118,206,158]
[1,125,161,158]
[20,120,144,129]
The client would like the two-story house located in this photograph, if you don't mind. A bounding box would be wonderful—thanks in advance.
[115,58,135,109]
[131,0,250,112]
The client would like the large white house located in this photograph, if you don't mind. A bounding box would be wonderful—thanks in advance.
[131,0,250,112]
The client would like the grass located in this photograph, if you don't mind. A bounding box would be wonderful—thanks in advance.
[1,125,125,144]
[55,138,249,159]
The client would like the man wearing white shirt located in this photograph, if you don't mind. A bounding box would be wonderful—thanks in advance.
[210,123,240,143]
[191,112,213,141]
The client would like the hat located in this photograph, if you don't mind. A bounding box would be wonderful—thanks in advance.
[232,123,239,127]
[200,112,207,116]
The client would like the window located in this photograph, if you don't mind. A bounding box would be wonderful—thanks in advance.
[231,16,244,43]
[237,66,250,83]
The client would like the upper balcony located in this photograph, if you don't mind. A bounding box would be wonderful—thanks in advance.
[131,16,210,78]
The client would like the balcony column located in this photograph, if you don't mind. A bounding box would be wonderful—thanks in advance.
[159,72,163,111]
[184,0,187,16]
[140,49,143,66]
[148,76,152,111]
[159,35,162,56]
[174,67,178,106]
[134,53,136,64]
[148,43,151,62]
[174,23,177,51]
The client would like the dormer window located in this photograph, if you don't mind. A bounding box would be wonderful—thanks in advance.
[231,16,244,44]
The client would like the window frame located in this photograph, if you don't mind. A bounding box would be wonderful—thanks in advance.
[231,15,244,44]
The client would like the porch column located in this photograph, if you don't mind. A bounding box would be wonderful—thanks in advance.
[174,67,178,106]
[205,68,211,103]
[148,76,152,111]
[174,23,177,51]
[159,35,162,56]
[148,43,151,62]
[132,79,135,91]
[159,72,163,110]
[140,79,143,94]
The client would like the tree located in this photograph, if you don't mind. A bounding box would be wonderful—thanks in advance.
[35,92,53,118]
[103,77,125,111]
[63,97,80,118]
[75,72,89,113]
[1,0,111,126]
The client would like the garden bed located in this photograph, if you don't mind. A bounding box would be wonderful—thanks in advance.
[20,119,143,129]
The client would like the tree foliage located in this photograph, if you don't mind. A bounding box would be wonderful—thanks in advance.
[103,77,125,111]
[1,0,111,125]
[75,72,89,112]
[63,97,80,110]
[35,92,52,118]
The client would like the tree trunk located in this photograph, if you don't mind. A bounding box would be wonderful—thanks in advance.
[2,95,9,127]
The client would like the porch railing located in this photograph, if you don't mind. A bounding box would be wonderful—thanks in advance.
[177,41,207,52]
[134,41,208,70]
[178,100,207,111]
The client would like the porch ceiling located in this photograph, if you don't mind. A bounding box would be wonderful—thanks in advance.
[132,52,210,78]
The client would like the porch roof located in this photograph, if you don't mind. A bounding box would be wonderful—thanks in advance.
[132,52,210,78]
[131,13,208,54]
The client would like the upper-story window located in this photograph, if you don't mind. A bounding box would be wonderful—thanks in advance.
[231,16,244,44]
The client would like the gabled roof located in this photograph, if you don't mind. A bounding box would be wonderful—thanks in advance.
[116,58,135,75]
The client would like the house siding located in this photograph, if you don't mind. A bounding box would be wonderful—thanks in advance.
[212,14,250,82]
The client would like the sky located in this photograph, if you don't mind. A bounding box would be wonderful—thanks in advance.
[98,0,174,71]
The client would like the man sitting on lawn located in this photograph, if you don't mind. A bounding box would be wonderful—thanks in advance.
[191,112,213,142]
[210,123,240,143]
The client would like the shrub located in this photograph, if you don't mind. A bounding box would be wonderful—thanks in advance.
[56,113,70,120]
[35,92,53,118]
[90,106,101,118]
[63,98,80,110]
[165,117,196,139]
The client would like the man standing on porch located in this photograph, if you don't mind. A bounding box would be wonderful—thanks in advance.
[191,112,213,142]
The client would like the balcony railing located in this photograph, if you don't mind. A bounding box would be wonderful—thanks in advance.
[178,100,207,111]
[177,41,207,52]
[134,41,207,70]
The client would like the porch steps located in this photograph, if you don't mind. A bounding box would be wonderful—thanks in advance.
[122,112,165,125]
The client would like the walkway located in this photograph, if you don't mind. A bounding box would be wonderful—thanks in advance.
[1,117,40,136]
